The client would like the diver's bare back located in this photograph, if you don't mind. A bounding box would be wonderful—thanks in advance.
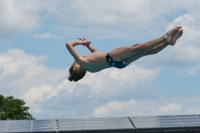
[82,51,111,73]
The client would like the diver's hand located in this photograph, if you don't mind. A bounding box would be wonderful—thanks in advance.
[78,38,91,46]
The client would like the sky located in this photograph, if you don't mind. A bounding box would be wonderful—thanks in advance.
[0,0,200,119]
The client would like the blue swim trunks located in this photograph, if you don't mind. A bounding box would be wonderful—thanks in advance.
[106,52,126,69]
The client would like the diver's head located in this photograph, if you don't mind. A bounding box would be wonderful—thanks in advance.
[68,61,86,82]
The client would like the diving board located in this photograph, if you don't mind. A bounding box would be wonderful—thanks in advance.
[0,114,200,133]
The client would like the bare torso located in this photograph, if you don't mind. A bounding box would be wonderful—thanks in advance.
[80,51,111,73]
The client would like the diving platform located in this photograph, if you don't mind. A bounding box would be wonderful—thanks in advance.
[0,114,200,133]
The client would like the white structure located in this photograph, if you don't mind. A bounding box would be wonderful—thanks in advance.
[0,114,200,133]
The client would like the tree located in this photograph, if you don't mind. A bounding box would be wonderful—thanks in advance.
[0,94,35,120]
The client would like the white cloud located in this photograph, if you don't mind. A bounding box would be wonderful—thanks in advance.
[0,0,59,39]
[158,103,182,114]
[54,0,199,39]
[21,84,54,105]
[27,64,159,118]
[1,0,199,39]
[0,0,40,38]
[79,64,159,98]
[93,97,200,118]
[32,32,63,39]
[186,66,200,75]
[161,13,200,69]
[57,0,195,27]
[134,7,200,72]
[0,49,68,97]
[93,100,136,117]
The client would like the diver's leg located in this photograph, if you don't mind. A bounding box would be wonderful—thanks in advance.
[125,42,169,65]
[109,35,167,62]
[110,26,182,62]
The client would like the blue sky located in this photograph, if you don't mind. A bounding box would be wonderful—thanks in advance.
[1,0,200,119]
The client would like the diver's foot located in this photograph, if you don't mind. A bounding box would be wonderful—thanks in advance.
[166,26,182,45]
[170,29,183,46]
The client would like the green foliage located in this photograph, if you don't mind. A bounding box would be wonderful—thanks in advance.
[0,94,35,120]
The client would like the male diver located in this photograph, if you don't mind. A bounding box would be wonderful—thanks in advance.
[66,26,183,82]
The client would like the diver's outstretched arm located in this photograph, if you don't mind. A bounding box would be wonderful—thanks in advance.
[66,40,88,63]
